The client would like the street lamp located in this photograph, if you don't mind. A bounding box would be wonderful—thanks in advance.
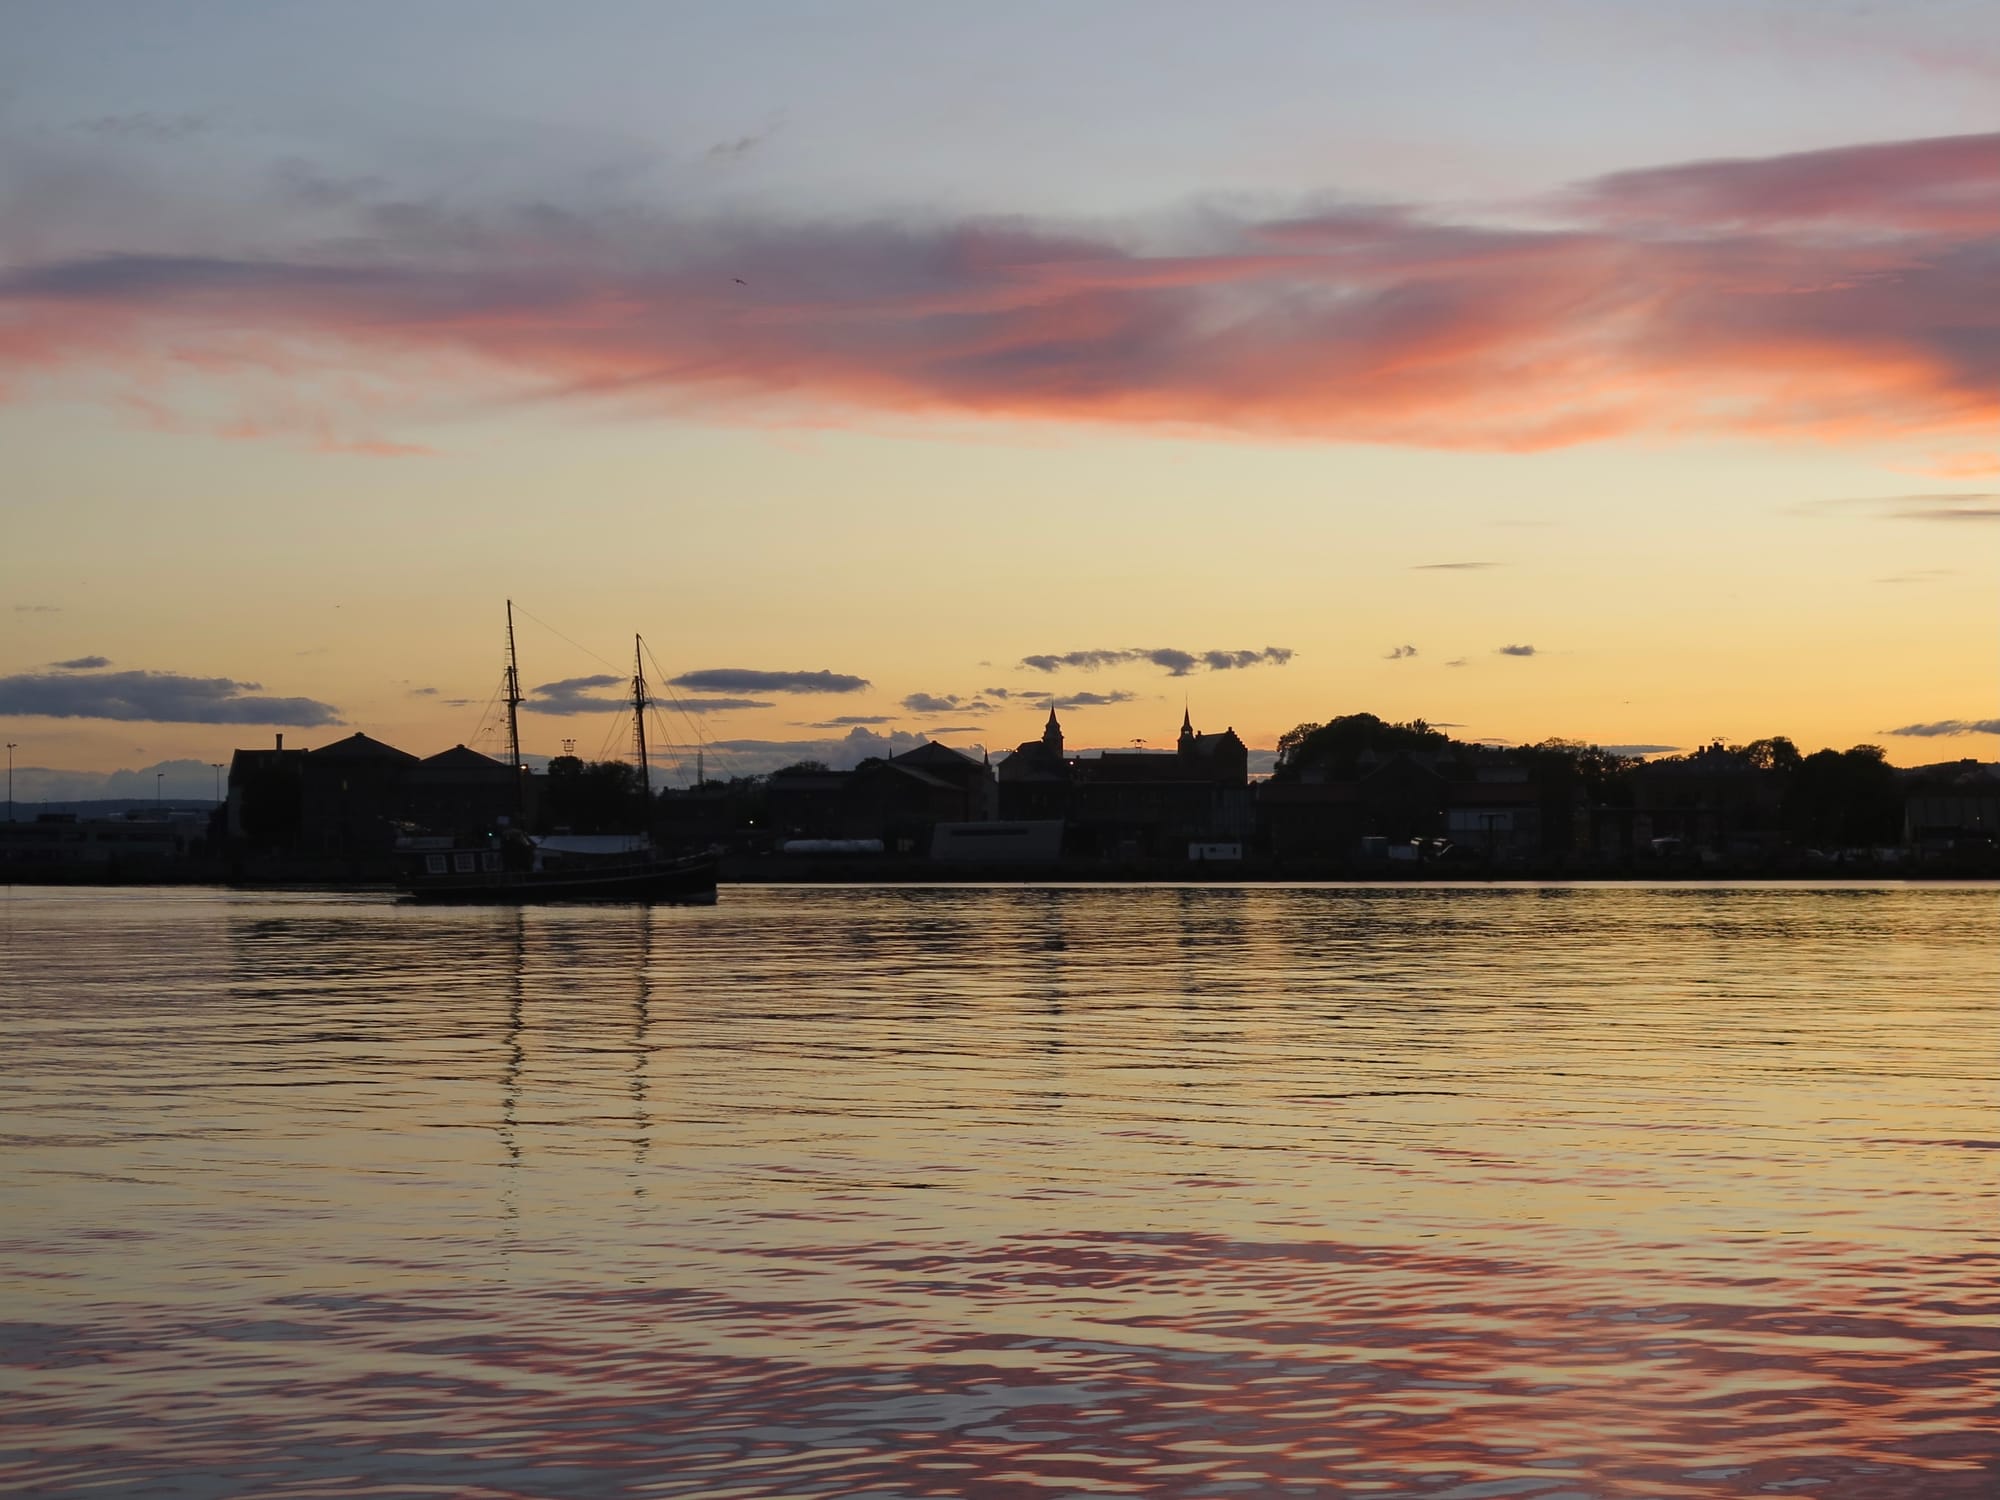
[5,742,15,823]
[211,762,225,804]
[156,770,164,811]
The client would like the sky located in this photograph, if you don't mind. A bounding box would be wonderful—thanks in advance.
[2,0,1996,798]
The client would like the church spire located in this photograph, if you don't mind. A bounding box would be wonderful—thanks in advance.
[1178,700,1195,752]
[1042,702,1064,756]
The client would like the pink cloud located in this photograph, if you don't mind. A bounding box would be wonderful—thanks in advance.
[1572,131,2000,233]
[0,132,1994,455]
[1915,451,2000,479]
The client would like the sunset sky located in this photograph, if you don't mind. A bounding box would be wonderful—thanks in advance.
[3,0,1995,797]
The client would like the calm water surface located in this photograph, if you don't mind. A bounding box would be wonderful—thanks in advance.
[2,883,1995,1498]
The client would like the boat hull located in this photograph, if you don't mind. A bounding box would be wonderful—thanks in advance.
[399,851,718,905]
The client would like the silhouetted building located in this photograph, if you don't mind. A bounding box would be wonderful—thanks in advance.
[886,741,997,821]
[845,741,995,851]
[403,745,521,838]
[1902,761,2000,854]
[227,734,309,850]
[930,820,1063,863]
[765,768,851,839]
[1444,768,1550,863]
[997,707,1071,821]
[1626,743,1784,854]
[0,811,206,873]
[998,707,1249,856]
[299,732,420,857]
[227,731,523,858]
[1257,781,1361,859]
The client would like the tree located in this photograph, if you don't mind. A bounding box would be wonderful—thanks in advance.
[1733,736,1803,773]
[1511,738,1634,803]
[539,757,645,833]
[1271,713,1451,781]
[1785,745,1900,848]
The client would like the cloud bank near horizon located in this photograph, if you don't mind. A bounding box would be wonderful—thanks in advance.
[2,131,1995,458]
[668,668,870,695]
[0,668,341,725]
[1022,647,1294,676]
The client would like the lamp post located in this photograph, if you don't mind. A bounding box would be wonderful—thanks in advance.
[211,762,225,804]
[5,742,15,823]
[156,770,164,811]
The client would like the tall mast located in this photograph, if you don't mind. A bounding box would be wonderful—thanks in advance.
[632,634,651,821]
[504,599,525,814]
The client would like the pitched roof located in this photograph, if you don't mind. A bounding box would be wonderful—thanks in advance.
[308,732,418,763]
[418,744,509,772]
[891,740,984,772]
[1184,729,1246,755]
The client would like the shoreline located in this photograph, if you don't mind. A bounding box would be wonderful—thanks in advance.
[5,864,1996,891]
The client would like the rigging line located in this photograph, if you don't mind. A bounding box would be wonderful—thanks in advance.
[641,647,705,744]
[640,637,740,779]
[469,670,506,753]
[510,600,623,676]
[595,705,628,766]
[644,704,693,786]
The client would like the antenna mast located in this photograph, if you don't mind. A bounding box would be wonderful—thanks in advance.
[632,634,652,820]
[504,599,525,813]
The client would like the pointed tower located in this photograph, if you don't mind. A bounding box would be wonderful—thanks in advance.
[1178,702,1196,755]
[1042,703,1065,758]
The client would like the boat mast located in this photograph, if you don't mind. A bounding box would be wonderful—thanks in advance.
[504,599,525,815]
[631,634,652,822]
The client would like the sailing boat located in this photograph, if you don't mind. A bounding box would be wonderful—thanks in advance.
[397,603,719,904]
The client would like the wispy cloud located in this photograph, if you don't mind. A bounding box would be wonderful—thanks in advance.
[50,655,110,669]
[1603,743,1680,756]
[803,714,896,728]
[0,668,340,725]
[6,132,1995,455]
[1384,644,1418,660]
[1053,691,1137,709]
[1412,562,1496,571]
[1876,569,1957,584]
[1445,657,1469,668]
[13,604,62,613]
[1021,647,1293,677]
[705,118,781,163]
[1808,493,2000,522]
[74,112,207,143]
[1497,644,1539,657]
[669,668,870,695]
[1882,718,2000,737]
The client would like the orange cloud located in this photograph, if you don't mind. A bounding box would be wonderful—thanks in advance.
[1916,451,2000,478]
[0,133,1994,455]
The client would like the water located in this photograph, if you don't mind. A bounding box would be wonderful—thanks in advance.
[2,883,1994,1498]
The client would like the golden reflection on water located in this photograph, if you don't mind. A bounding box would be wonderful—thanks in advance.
[1,883,1996,1498]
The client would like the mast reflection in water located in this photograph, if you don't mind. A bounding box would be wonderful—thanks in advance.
[1,883,1995,1497]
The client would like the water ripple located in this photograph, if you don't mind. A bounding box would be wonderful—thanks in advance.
[2,883,1995,1497]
